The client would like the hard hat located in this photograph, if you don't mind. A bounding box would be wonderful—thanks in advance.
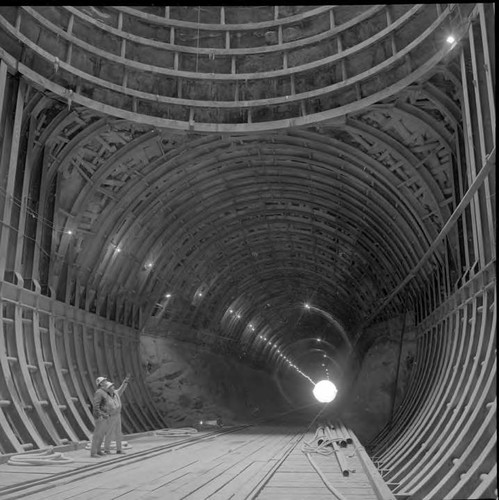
[95,376,107,386]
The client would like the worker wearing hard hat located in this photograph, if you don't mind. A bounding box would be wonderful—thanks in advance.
[90,376,110,457]
[102,375,130,455]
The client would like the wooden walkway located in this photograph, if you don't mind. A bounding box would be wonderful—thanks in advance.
[0,423,394,500]
[258,440,386,500]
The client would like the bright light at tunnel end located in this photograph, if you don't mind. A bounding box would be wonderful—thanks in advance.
[313,380,338,403]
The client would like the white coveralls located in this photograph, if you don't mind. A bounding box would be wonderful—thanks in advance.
[90,387,111,456]
[104,380,128,452]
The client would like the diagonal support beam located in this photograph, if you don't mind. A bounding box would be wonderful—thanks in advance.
[361,146,495,328]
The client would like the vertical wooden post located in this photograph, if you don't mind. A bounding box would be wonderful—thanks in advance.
[477,4,495,140]
[460,44,485,268]
[31,146,49,284]
[0,78,25,280]
[0,60,9,276]
[0,60,8,126]
[468,22,495,263]
[453,132,472,272]
[14,115,36,275]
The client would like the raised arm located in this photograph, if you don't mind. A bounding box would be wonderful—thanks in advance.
[115,374,130,396]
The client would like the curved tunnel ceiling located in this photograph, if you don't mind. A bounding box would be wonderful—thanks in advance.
[0,5,472,372]
[47,92,460,366]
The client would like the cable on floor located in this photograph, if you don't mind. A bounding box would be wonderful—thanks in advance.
[301,425,354,499]
[305,452,349,500]
[8,446,74,466]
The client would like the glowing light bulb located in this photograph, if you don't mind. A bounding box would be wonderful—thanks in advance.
[446,35,455,44]
[165,293,172,298]
[66,230,73,235]
[313,380,338,403]
[304,303,311,309]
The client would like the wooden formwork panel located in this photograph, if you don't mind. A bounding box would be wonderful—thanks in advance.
[0,5,476,132]
[372,278,496,500]
[0,281,166,455]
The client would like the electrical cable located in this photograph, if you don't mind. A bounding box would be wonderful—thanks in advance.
[7,447,74,466]
[301,423,356,499]
[305,452,349,500]
[301,433,344,456]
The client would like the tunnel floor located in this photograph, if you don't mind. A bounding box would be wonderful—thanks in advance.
[0,411,392,500]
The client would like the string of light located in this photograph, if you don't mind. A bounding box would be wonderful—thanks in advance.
[0,186,156,272]
[225,306,315,385]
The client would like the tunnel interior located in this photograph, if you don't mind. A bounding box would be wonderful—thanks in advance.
[0,5,496,499]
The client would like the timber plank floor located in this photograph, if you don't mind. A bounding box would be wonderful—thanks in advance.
[0,424,391,499]
[255,433,381,500]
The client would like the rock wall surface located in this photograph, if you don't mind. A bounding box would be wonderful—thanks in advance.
[342,315,417,444]
[140,314,416,444]
[140,335,291,427]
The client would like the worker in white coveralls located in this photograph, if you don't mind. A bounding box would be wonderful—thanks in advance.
[102,374,130,454]
[90,376,110,457]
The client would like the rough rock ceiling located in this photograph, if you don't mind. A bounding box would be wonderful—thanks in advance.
[0,5,473,370]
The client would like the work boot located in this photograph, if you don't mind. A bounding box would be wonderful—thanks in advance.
[116,450,126,454]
